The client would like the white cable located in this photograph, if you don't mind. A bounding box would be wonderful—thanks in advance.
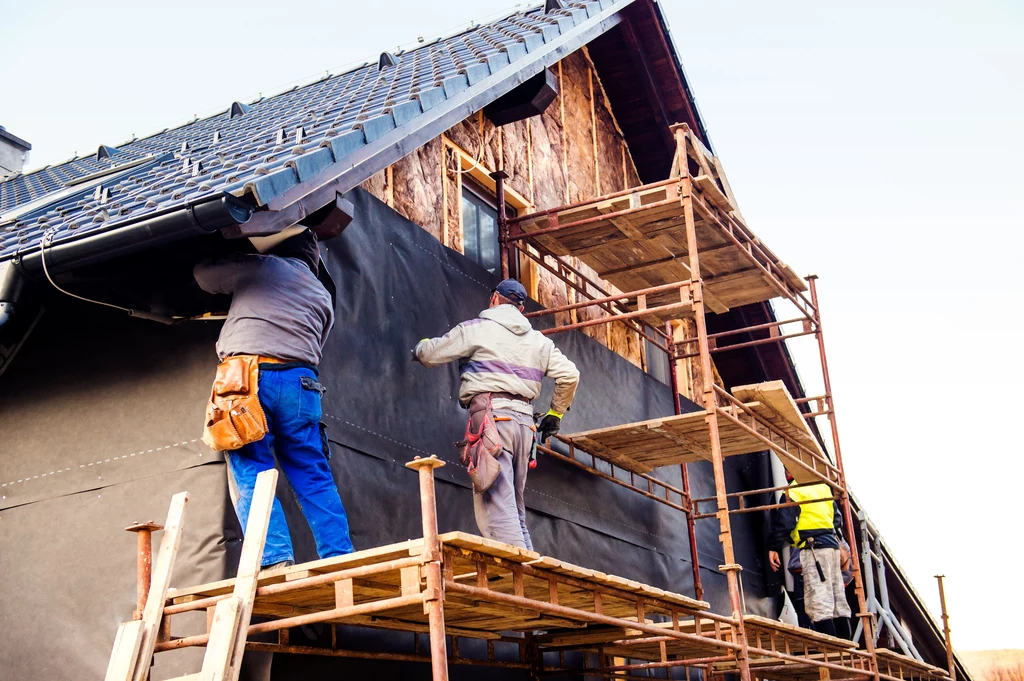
[39,230,134,315]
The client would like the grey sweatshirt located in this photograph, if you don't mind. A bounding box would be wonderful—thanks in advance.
[193,254,334,365]
[415,305,580,415]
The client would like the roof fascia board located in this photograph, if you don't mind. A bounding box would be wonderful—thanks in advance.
[618,14,677,157]
[233,1,633,237]
[642,0,714,151]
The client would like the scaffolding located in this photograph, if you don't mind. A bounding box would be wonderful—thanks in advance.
[488,122,941,681]
[103,124,953,681]
[111,460,949,681]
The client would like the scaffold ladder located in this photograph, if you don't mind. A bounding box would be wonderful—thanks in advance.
[103,469,278,681]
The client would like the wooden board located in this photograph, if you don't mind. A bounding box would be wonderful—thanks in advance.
[166,533,709,641]
[564,382,832,483]
[537,615,857,666]
[731,381,830,484]
[743,614,854,650]
[876,649,950,679]
[516,179,807,321]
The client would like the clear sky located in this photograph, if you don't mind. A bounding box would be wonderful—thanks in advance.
[2,0,1021,652]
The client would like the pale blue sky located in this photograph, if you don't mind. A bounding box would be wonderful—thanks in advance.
[2,0,1021,651]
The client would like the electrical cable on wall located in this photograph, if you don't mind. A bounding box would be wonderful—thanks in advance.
[38,230,174,323]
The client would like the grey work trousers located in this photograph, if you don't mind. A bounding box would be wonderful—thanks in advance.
[800,546,852,622]
[472,409,536,551]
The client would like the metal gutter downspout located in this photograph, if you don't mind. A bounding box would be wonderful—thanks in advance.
[14,193,253,279]
[0,193,252,333]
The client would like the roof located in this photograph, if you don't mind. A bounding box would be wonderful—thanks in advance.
[0,0,637,262]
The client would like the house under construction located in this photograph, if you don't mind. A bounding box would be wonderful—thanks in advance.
[0,1,971,680]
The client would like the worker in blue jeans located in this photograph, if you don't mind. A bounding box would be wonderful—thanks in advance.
[195,227,353,568]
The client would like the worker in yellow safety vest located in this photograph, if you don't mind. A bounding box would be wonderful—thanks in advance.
[768,473,852,639]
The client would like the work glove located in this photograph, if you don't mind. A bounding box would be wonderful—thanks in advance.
[411,338,429,363]
[537,410,562,442]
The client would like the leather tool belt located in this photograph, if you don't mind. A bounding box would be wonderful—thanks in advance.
[456,393,503,493]
[202,354,269,451]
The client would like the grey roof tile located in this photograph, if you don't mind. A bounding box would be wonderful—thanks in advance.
[0,0,626,261]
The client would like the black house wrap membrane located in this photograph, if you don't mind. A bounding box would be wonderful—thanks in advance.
[0,188,777,680]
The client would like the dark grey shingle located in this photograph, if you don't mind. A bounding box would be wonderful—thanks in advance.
[0,0,613,260]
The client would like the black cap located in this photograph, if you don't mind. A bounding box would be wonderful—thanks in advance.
[494,278,528,305]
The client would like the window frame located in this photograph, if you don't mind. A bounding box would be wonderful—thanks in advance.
[459,177,516,275]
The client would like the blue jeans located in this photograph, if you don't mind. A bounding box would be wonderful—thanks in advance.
[226,365,353,566]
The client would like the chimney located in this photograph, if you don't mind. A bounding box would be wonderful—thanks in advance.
[0,126,32,180]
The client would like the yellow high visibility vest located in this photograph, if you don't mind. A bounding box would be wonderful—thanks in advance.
[788,482,834,548]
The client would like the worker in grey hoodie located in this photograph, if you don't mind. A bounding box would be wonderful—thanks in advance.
[413,278,580,550]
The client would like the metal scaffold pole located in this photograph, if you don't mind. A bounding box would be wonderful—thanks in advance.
[406,456,450,681]
[667,320,704,602]
[935,575,956,681]
[679,163,751,681]
[806,275,878,679]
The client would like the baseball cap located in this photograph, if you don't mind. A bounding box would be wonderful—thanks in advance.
[494,278,528,304]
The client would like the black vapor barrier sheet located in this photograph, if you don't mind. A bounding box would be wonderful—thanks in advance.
[0,188,777,680]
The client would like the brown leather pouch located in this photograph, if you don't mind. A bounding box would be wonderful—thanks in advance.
[456,393,503,493]
[202,355,269,451]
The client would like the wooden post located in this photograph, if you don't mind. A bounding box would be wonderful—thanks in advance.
[405,456,448,681]
[935,575,956,681]
[211,468,279,681]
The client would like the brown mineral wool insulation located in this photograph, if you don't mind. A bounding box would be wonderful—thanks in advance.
[483,116,501,171]
[530,94,567,211]
[446,118,483,163]
[625,146,641,188]
[560,53,597,203]
[360,170,389,204]
[443,147,464,253]
[501,119,532,202]
[536,262,571,327]
[593,76,627,195]
[392,138,444,242]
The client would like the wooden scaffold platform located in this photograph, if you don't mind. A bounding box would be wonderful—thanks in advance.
[105,459,947,681]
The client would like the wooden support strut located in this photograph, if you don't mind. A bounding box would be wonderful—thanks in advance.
[105,492,189,681]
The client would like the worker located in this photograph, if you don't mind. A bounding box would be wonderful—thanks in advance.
[194,228,353,569]
[768,473,852,638]
[413,278,580,550]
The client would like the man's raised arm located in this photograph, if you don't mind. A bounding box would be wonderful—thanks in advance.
[414,321,478,368]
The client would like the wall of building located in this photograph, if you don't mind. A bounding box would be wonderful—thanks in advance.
[0,191,778,680]
[358,48,648,369]
[0,139,29,180]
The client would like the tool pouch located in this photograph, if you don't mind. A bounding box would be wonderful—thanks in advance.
[202,355,269,451]
[456,393,503,493]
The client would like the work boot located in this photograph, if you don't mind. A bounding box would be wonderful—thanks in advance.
[832,617,852,640]
[262,559,295,571]
[813,619,838,638]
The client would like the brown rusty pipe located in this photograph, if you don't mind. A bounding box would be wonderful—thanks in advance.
[125,521,163,619]
[524,281,689,318]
